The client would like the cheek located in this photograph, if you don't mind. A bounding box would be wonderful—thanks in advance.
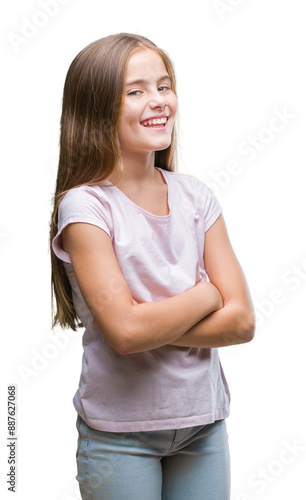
[170,94,178,116]
[117,109,136,138]
[117,111,141,146]
[122,103,141,126]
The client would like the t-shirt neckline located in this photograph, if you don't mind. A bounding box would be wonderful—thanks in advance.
[102,167,172,220]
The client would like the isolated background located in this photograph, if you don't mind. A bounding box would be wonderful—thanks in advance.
[1,1,305,499]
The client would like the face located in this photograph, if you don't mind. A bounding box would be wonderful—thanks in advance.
[117,49,178,160]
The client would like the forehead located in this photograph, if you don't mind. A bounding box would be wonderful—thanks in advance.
[125,49,168,82]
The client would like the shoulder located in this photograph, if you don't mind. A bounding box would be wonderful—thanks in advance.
[53,184,113,262]
[164,169,222,231]
[59,184,112,217]
[60,184,109,206]
[57,184,113,234]
[163,169,219,204]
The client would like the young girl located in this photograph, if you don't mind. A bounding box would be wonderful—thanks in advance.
[50,33,255,500]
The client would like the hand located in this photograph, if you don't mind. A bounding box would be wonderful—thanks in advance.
[195,280,223,312]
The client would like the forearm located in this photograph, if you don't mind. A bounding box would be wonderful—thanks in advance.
[116,282,222,354]
[168,302,255,348]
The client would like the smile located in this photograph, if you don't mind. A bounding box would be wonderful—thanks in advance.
[141,117,168,128]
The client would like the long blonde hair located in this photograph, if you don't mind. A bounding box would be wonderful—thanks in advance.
[50,33,178,330]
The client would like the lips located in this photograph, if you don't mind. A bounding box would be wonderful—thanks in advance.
[140,116,168,128]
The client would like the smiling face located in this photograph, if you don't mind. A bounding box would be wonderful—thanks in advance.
[117,49,178,161]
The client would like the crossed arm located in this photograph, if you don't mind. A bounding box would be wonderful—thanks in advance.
[62,214,255,354]
[169,215,255,348]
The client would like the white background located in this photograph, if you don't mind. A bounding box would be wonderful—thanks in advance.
[1,1,306,499]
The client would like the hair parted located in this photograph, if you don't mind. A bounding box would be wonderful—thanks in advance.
[50,32,178,330]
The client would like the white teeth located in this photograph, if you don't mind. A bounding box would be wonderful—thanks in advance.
[142,117,168,127]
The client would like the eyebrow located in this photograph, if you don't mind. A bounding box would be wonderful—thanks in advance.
[126,74,171,87]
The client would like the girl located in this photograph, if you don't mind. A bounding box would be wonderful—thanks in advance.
[50,33,255,500]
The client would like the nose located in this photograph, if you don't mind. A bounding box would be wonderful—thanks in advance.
[148,90,167,110]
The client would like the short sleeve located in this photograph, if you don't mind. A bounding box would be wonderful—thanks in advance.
[194,177,222,232]
[52,185,113,263]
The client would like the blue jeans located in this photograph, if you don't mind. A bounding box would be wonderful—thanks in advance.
[76,415,231,499]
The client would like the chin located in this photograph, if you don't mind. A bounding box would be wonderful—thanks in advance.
[152,138,172,151]
[156,144,171,152]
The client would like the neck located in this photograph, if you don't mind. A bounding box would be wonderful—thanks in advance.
[112,151,157,186]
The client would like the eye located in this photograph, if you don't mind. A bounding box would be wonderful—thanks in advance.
[127,90,141,97]
[158,86,170,92]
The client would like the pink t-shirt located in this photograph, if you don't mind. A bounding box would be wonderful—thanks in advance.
[52,167,230,432]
